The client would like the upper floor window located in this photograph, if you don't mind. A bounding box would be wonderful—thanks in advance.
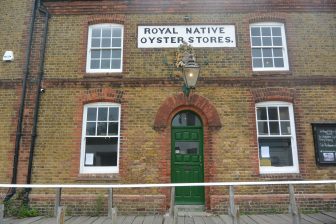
[255,101,299,174]
[80,102,121,173]
[86,24,123,73]
[250,22,289,71]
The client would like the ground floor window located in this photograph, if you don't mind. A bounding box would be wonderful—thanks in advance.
[80,102,120,173]
[255,101,299,174]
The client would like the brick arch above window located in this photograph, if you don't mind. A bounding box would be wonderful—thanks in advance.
[251,87,296,103]
[87,14,126,25]
[248,14,286,24]
[154,93,222,131]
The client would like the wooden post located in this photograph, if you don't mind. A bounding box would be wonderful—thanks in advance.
[56,206,66,224]
[228,186,240,224]
[173,206,178,224]
[0,204,4,224]
[54,188,62,217]
[108,188,113,217]
[110,207,117,224]
[288,184,300,224]
[169,186,175,217]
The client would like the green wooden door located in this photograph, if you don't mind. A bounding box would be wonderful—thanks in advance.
[171,111,204,205]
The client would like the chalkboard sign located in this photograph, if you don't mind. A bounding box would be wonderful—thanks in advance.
[312,123,336,165]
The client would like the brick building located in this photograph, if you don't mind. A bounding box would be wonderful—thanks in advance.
[0,0,335,215]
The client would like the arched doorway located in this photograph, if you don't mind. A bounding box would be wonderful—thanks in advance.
[171,111,204,205]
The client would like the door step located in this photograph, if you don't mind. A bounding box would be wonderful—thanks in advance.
[174,205,211,217]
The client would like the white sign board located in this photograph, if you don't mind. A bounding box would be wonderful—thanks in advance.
[138,25,236,48]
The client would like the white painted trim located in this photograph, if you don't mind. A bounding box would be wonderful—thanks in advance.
[80,102,121,174]
[250,22,289,71]
[255,101,299,174]
[86,23,124,73]
[1,180,336,189]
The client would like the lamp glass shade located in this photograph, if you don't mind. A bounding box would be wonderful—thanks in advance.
[183,64,200,88]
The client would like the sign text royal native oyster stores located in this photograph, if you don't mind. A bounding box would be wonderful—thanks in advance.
[138,25,236,48]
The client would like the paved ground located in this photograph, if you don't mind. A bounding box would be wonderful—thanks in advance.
[3,212,336,224]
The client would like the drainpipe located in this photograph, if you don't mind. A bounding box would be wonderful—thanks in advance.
[4,0,39,202]
[23,2,50,205]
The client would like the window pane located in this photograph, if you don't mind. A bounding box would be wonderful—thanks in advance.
[274,58,284,67]
[90,60,100,69]
[87,108,97,121]
[273,48,283,57]
[251,27,260,36]
[281,121,291,135]
[279,107,290,120]
[112,49,122,59]
[252,37,261,46]
[109,107,119,121]
[91,50,100,59]
[268,107,278,120]
[257,107,267,120]
[253,58,262,68]
[108,122,119,135]
[252,49,262,57]
[101,60,110,69]
[97,122,107,135]
[258,121,268,135]
[112,38,122,47]
[259,137,293,166]
[102,50,111,58]
[102,38,111,47]
[111,60,121,69]
[175,142,199,155]
[98,108,108,121]
[262,37,272,46]
[269,121,280,135]
[261,27,271,36]
[262,48,272,57]
[102,28,111,37]
[91,38,100,48]
[112,28,122,37]
[86,122,96,135]
[92,28,101,37]
[172,111,202,127]
[273,37,282,46]
[263,58,273,67]
[85,137,118,166]
[272,27,281,36]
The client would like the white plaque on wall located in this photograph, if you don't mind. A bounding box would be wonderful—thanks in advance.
[138,25,236,48]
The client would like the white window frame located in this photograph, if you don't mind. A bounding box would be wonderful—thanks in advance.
[255,101,299,174]
[80,102,121,174]
[86,23,124,73]
[250,22,289,71]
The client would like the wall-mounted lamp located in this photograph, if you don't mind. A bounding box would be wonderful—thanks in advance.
[176,43,200,96]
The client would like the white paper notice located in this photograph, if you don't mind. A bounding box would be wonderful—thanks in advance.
[261,146,270,158]
[85,153,94,165]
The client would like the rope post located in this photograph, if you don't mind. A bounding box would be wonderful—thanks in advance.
[169,186,175,217]
[0,204,4,224]
[108,188,113,217]
[110,207,117,224]
[54,188,62,217]
[56,206,65,224]
[228,185,240,224]
[288,184,300,224]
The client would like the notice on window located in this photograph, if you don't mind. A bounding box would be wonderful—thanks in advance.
[261,146,270,158]
[85,153,94,165]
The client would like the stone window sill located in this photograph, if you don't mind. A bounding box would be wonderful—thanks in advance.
[76,173,120,181]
